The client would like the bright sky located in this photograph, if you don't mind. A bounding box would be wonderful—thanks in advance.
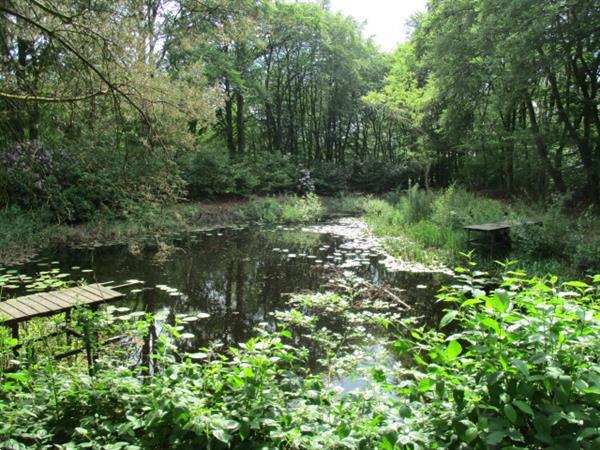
[327,0,428,51]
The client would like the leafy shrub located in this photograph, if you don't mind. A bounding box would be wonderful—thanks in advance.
[511,205,571,260]
[239,196,284,223]
[181,148,239,197]
[0,206,54,248]
[241,194,324,224]
[181,149,299,198]
[388,268,600,449]
[397,184,434,224]
[349,160,417,193]
[323,195,371,216]
[3,268,600,448]
[0,139,183,224]
[281,193,324,223]
[311,162,349,195]
[431,184,505,228]
[247,152,299,194]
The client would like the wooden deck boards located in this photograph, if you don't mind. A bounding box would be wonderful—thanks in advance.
[0,283,124,325]
[463,219,541,233]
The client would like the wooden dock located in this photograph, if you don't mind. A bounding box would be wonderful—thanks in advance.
[0,283,124,338]
[463,220,541,253]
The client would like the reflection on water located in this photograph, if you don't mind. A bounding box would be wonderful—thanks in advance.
[17,223,451,350]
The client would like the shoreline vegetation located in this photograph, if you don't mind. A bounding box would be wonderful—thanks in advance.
[2,189,598,277]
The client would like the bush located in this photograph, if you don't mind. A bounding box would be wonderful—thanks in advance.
[0,206,54,248]
[312,162,349,195]
[389,268,600,449]
[431,184,505,228]
[511,205,571,260]
[3,269,600,449]
[349,160,417,193]
[1,139,183,224]
[181,149,300,198]
[397,184,434,224]
[281,193,324,223]
[241,194,324,224]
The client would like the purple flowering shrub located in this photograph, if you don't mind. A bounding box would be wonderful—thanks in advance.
[0,139,176,223]
[0,140,81,221]
[1,140,62,202]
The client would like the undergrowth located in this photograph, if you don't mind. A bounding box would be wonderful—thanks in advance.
[364,185,600,276]
[2,268,600,448]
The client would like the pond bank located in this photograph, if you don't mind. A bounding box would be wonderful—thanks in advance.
[0,200,246,265]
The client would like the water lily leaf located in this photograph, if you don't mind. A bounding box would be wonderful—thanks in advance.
[179,333,195,339]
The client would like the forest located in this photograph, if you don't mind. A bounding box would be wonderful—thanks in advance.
[1,0,600,448]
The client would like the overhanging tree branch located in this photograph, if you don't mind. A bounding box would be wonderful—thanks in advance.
[0,5,152,127]
[0,89,109,102]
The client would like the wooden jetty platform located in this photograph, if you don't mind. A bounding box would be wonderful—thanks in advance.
[463,220,541,252]
[0,283,124,339]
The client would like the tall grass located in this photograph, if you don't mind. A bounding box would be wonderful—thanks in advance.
[241,194,324,224]
[364,186,600,275]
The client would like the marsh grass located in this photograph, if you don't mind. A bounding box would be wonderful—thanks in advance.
[364,186,600,275]
[240,193,324,224]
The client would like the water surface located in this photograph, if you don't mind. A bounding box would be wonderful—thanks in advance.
[16,222,450,351]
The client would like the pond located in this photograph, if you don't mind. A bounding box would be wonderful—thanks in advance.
[14,219,451,353]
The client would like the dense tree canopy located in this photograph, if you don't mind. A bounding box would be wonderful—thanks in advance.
[1,0,598,222]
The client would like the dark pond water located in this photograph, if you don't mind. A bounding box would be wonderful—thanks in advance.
[16,222,451,352]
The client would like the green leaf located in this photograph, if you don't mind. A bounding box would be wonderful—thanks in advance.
[563,281,590,288]
[504,404,517,423]
[513,400,534,416]
[440,310,458,328]
[464,425,478,443]
[490,290,510,313]
[445,340,462,360]
[460,298,483,308]
[187,352,209,360]
[480,317,501,334]
[280,329,292,339]
[486,430,506,445]
[212,428,232,443]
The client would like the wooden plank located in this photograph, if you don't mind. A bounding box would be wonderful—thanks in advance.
[4,298,39,316]
[38,292,73,309]
[43,290,84,308]
[464,222,511,232]
[76,285,108,300]
[0,302,26,322]
[81,284,122,300]
[18,295,53,314]
[1,284,126,326]
[60,287,100,304]
[28,295,63,313]
[464,220,541,232]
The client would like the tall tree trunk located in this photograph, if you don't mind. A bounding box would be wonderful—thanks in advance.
[224,78,235,158]
[236,91,245,155]
[526,98,566,193]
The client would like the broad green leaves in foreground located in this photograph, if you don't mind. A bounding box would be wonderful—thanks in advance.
[1,269,600,448]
